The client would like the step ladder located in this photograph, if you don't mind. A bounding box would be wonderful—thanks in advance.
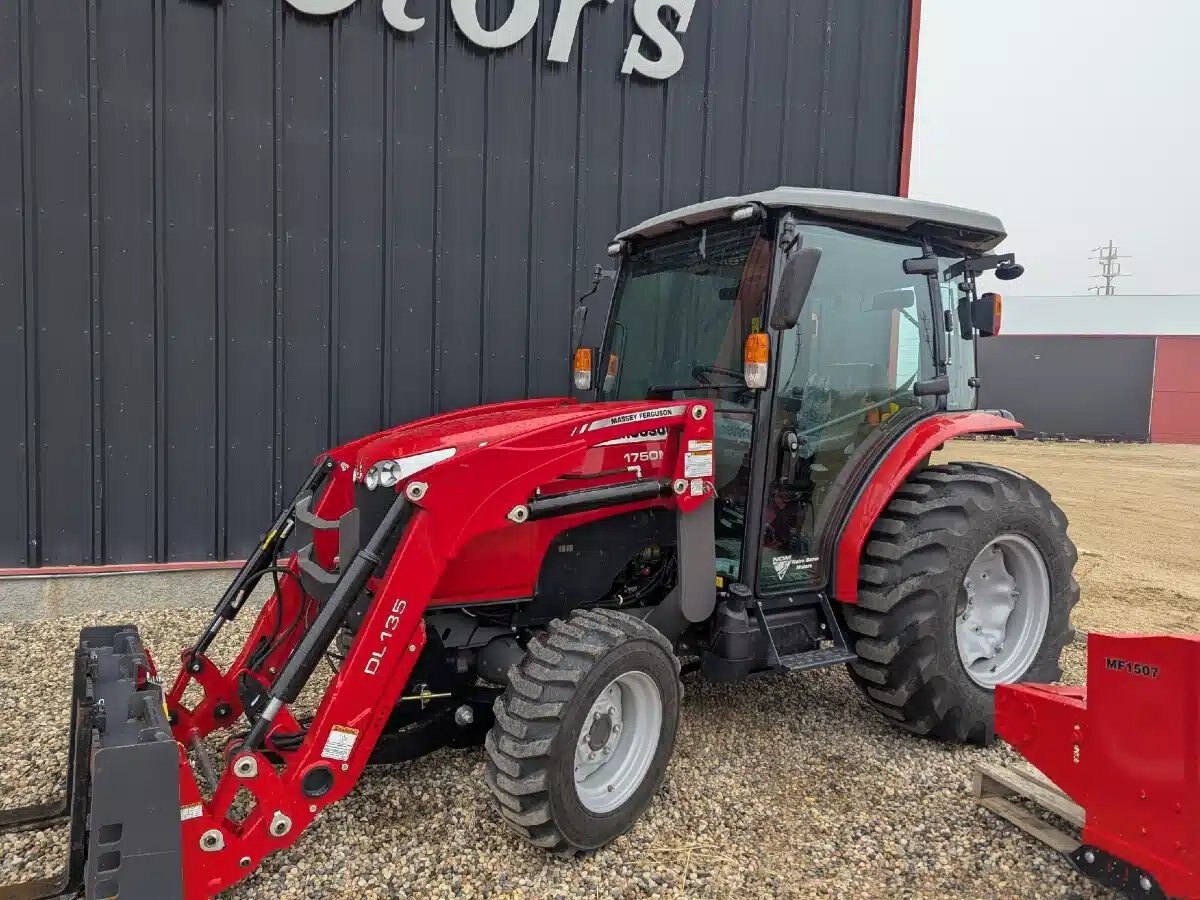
[758,592,857,672]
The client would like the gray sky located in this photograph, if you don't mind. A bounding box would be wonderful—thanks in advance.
[910,0,1200,297]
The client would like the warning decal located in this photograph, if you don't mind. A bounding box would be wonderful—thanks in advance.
[180,802,203,822]
[684,450,713,479]
[321,725,359,762]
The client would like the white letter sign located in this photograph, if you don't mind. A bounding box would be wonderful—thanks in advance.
[450,0,540,49]
[621,0,696,81]
[281,0,697,80]
[382,0,424,32]
[287,0,357,13]
[547,0,614,64]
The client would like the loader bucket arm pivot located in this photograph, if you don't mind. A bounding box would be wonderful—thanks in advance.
[996,633,1200,898]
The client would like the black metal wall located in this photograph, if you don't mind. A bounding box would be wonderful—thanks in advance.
[0,0,914,566]
[978,336,1156,442]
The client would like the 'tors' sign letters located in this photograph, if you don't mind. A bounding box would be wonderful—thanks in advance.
[286,0,698,80]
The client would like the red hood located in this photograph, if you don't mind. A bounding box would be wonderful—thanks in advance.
[330,398,681,482]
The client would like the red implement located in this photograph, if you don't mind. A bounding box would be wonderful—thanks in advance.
[996,633,1200,898]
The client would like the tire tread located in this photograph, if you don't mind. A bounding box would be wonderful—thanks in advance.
[484,608,678,855]
[843,462,1078,744]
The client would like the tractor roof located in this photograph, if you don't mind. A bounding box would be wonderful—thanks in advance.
[614,187,1007,254]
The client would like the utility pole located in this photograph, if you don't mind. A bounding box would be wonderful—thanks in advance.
[1089,240,1132,295]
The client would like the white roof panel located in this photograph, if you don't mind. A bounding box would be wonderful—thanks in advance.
[614,186,1007,253]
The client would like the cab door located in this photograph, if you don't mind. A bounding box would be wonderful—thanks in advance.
[756,222,940,594]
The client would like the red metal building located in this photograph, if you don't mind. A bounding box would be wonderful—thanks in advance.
[1151,336,1200,444]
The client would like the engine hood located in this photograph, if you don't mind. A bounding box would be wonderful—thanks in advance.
[332,398,687,484]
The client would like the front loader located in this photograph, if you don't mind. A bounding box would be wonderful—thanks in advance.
[1,188,1079,899]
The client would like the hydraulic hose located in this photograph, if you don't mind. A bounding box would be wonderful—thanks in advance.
[242,491,413,751]
[190,459,333,658]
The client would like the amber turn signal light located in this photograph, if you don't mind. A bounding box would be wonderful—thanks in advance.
[573,348,594,390]
[743,333,769,389]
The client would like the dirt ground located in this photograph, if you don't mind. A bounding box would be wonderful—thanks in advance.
[937,439,1200,635]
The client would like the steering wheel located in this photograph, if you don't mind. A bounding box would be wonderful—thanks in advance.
[692,365,744,386]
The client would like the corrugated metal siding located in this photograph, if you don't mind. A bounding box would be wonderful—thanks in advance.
[978,336,1156,442]
[0,0,914,566]
[1151,337,1200,444]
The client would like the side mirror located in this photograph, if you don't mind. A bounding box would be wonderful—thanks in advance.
[770,247,822,330]
[972,292,1003,337]
[571,304,588,348]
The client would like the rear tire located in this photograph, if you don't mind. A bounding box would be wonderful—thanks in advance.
[484,609,681,856]
[842,462,1078,744]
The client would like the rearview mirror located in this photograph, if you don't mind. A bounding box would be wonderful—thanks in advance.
[770,247,822,330]
[871,288,916,312]
[902,256,939,276]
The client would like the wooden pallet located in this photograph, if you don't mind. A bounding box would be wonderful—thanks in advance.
[973,762,1084,855]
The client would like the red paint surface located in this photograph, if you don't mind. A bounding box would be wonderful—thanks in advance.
[898,0,923,197]
[1151,336,1200,443]
[997,634,1200,897]
[832,411,1021,604]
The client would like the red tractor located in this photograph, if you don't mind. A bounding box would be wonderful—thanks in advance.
[2,189,1078,899]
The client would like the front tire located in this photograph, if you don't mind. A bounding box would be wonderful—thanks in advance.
[843,462,1078,743]
[484,608,681,855]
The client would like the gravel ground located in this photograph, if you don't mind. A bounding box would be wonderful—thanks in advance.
[0,608,1104,899]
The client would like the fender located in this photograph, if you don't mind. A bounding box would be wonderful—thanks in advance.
[832,411,1021,604]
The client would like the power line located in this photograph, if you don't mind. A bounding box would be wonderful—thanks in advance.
[1089,240,1132,295]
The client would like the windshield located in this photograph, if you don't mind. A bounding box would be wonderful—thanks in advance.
[599,221,771,404]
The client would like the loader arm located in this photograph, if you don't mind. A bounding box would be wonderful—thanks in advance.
[0,399,716,900]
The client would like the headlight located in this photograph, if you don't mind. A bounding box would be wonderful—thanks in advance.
[362,447,457,491]
[378,460,399,488]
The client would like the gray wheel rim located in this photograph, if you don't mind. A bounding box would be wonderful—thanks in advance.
[956,533,1051,689]
[573,671,662,814]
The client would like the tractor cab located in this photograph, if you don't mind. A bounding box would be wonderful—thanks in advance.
[574,187,1020,599]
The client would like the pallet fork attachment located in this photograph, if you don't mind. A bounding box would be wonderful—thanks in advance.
[0,628,184,900]
[993,633,1200,899]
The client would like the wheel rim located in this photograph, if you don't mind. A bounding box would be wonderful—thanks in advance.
[955,533,1051,689]
[573,670,662,814]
